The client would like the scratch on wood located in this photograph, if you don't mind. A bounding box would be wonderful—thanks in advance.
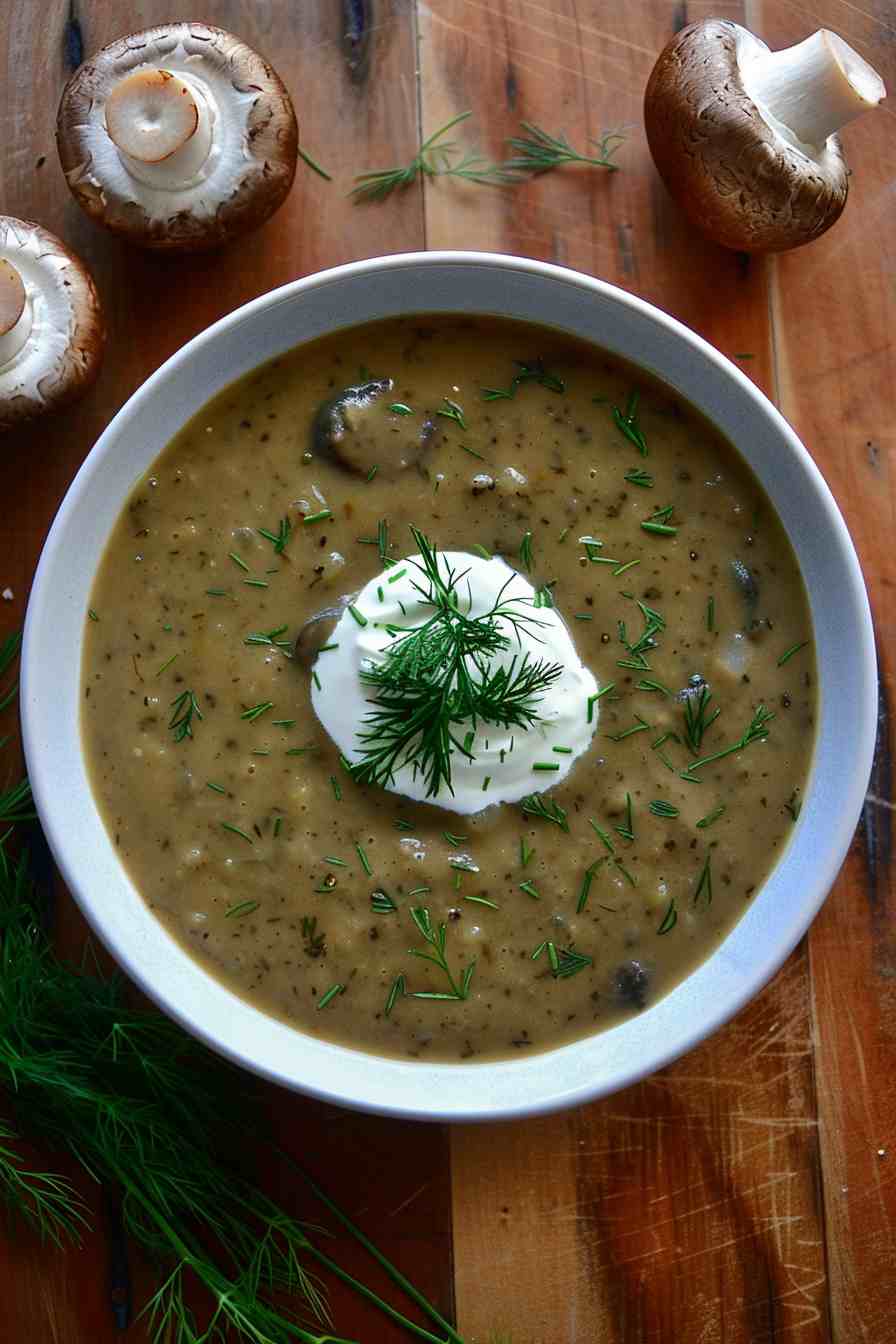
[343,0,371,82]
[389,1181,429,1218]
[860,674,891,915]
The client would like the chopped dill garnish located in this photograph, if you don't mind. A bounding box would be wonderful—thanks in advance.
[588,819,615,853]
[407,886,431,898]
[371,889,397,913]
[640,505,677,537]
[694,847,715,906]
[330,775,342,801]
[518,530,534,571]
[394,818,414,831]
[520,837,534,867]
[464,894,499,909]
[613,858,636,886]
[649,800,680,818]
[624,467,653,487]
[637,678,672,697]
[615,792,634,841]
[470,544,492,560]
[521,793,568,831]
[696,803,726,829]
[607,714,651,742]
[317,984,345,1011]
[206,781,226,794]
[205,588,230,598]
[587,683,615,722]
[273,816,282,837]
[348,604,368,628]
[443,831,466,847]
[577,861,601,913]
[87,608,99,621]
[301,916,326,957]
[533,761,560,772]
[657,898,677,934]
[612,559,641,577]
[243,579,269,589]
[301,510,332,527]
[777,640,810,667]
[241,701,273,722]
[533,942,593,979]
[258,517,293,552]
[155,653,179,677]
[574,613,594,621]
[552,746,572,754]
[228,551,250,572]
[680,705,774,781]
[244,625,291,649]
[533,583,555,609]
[220,822,253,844]
[613,391,647,455]
[407,907,475,1001]
[225,900,259,918]
[389,402,414,416]
[384,974,406,1017]
[682,684,720,754]
[168,690,202,743]
[355,842,373,876]
[518,880,540,900]
[482,358,567,401]
[436,398,467,430]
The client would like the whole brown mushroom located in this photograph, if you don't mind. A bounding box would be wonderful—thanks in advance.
[0,217,104,431]
[56,23,299,252]
[644,20,885,253]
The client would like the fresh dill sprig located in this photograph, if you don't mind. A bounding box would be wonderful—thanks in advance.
[502,123,625,177]
[350,528,560,798]
[617,599,665,671]
[168,690,202,743]
[351,111,515,202]
[531,941,594,979]
[407,906,475,1001]
[520,793,569,831]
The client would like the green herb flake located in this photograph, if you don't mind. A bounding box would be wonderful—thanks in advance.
[384,974,406,1017]
[612,390,648,456]
[519,880,540,900]
[348,604,368,628]
[696,804,726,829]
[389,403,414,416]
[87,609,99,622]
[228,551,250,572]
[206,781,226,795]
[777,640,810,667]
[356,842,373,876]
[330,775,342,802]
[649,799,680,818]
[317,984,345,1011]
[657,898,677,935]
[240,701,273,722]
[220,822,253,844]
[225,900,259,918]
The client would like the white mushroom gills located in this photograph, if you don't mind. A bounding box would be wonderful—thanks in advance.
[739,29,886,151]
[105,68,215,189]
[0,260,31,367]
[311,551,600,815]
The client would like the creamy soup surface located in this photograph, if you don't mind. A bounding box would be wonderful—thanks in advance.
[82,317,816,1062]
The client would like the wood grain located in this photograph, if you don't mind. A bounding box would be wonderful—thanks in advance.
[755,3,896,1337]
[0,0,894,1340]
[0,3,455,1342]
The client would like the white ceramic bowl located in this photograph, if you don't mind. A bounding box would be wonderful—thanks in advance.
[22,252,876,1121]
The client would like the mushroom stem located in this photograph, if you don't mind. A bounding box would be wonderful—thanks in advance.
[105,68,215,188]
[0,260,32,367]
[740,30,885,148]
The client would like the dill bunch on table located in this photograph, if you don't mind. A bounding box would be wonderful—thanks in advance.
[0,635,462,1344]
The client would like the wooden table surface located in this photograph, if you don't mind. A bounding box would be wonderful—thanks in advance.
[1,2,894,1341]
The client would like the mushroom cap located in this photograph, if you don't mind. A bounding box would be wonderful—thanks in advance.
[56,23,298,252]
[0,217,104,432]
[644,18,849,253]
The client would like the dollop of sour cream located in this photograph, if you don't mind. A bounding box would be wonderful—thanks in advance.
[311,551,600,815]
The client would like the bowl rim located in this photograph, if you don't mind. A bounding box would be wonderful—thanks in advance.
[21,250,878,1122]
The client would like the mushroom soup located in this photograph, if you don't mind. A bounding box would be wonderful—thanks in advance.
[82,316,816,1062]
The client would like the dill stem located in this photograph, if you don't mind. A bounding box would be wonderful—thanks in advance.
[290,1163,466,1344]
[301,1241,449,1344]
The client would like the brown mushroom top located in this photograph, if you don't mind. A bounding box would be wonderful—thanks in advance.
[0,217,104,432]
[644,19,849,253]
[56,23,298,252]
